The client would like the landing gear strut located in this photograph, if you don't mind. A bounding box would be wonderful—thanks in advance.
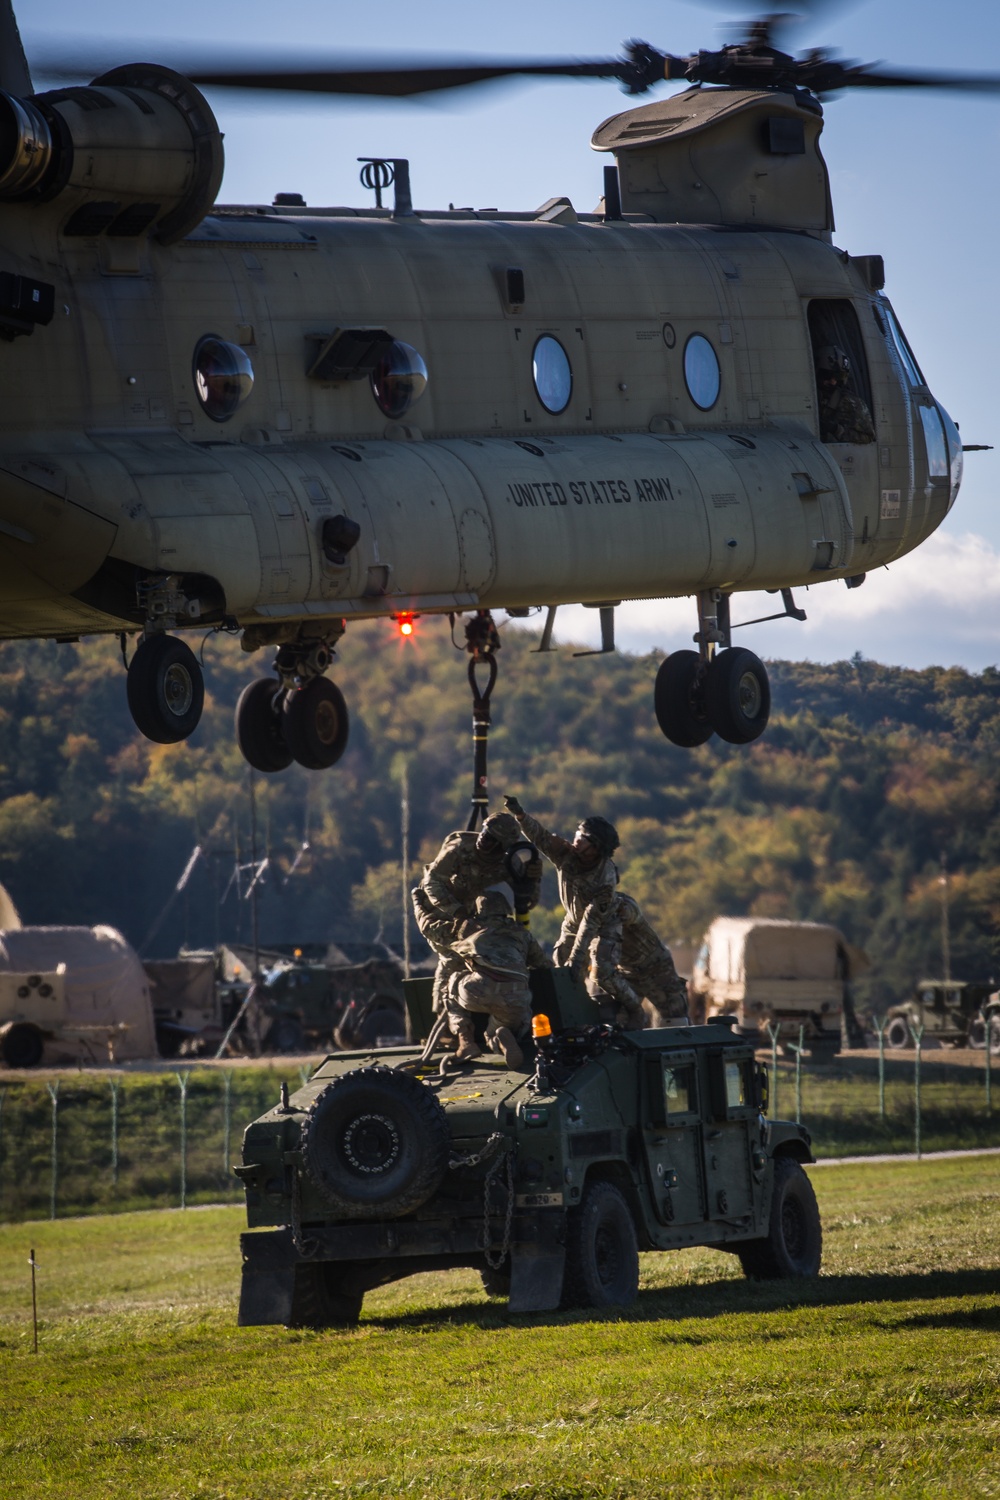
[654,590,770,748]
[235,629,350,774]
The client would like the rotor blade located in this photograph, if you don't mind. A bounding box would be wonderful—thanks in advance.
[842,65,1000,93]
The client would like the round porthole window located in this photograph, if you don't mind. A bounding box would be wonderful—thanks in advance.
[371,341,428,420]
[532,335,572,414]
[683,334,721,411]
[193,336,254,422]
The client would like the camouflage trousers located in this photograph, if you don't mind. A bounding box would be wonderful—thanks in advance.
[625,963,689,1025]
[584,935,643,1019]
[412,887,466,1013]
[446,972,532,1035]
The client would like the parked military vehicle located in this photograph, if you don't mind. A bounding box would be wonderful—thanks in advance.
[236,970,820,1326]
[885,980,999,1052]
[689,918,868,1058]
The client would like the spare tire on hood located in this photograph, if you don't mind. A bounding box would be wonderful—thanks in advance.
[299,1066,450,1220]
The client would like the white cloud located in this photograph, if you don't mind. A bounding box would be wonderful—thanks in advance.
[505,528,1000,672]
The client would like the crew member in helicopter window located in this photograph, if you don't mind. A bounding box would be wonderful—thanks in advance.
[816,344,876,445]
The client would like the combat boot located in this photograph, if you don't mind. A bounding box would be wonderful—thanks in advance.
[489,1026,525,1069]
[440,1017,482,1072]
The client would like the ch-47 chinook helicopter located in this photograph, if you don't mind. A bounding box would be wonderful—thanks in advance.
[0,3,994,770]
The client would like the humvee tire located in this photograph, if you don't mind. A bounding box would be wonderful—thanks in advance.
[563,1180,639,1310]
[0,1021,44,1068]
[300,1067,449,1219]
[886,1016,911,1050]
[738,1158,822,1279]
[289,1261,365,1329]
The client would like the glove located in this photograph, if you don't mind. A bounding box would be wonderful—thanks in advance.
[504,794,524,817]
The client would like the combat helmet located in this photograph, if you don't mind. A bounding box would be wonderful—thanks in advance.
[816,344,851,382]
[475,889,513,920]
[476,812,521,854]
[577,815,620,857]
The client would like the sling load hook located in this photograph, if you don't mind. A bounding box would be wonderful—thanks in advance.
[464,610,500,831]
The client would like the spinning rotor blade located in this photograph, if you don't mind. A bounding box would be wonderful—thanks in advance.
[182,58,641,98]
[839,66,1000,94]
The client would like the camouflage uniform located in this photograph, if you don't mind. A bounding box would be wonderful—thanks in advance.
[412,813,526,1013]
[567,894,644,1027]
[574,893,689,1026]
[816,345,875,445]
[506,804,619,966]
[447,891,552,1040]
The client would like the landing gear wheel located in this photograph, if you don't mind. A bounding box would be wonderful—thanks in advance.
[0,1021,44,1068]
[299,1067,449,1219]
[235,678,293,773]
[738,1158,822,1279]
[562,1180,639,1310]
[126,634,204,744]
[654,650,714,747]
[283,678,350,770]
[705,647,770,744]
[885,1016,911,1050]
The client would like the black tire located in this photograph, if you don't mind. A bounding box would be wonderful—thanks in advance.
[705,647,770,744]
[355,1001,407,1048]
[0,1022,44,1068]
[739,1157,822,1279]
[654,650,714,747]
[126,634,204,744]
[562,1180,639,1310]
[283,678,350,770]
[886,1016,911,1050]
[266,1015,306,1053]
[300,1067,449,1220]
[289,1261,364,1329]
[235,678,293,773]
[480,1261,512,1299]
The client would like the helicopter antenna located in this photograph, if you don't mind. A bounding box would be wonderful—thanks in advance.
[0,1,32,96]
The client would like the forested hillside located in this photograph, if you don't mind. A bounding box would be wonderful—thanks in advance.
[0,621,998,1009]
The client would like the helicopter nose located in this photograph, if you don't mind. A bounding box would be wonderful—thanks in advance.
[0,466,116,627]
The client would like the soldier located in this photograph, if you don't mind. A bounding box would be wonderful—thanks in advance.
[412,812,533,1013]
[444,889,552,1070]
[502,796,620,965]
[570,892,689,1027]
[816,344,876,445]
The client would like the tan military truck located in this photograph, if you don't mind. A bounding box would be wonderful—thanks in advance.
[689,917,869,1058]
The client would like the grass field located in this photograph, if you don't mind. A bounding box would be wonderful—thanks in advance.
[1,1156,998,1498]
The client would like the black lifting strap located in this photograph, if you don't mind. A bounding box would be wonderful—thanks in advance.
[464,611,500,831]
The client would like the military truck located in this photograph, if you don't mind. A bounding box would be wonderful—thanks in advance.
[236,971,820,1325]
[885,979,1000,1052]
[689,917,868,1058]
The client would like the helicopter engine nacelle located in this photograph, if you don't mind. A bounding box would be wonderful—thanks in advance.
[0,65,224,245]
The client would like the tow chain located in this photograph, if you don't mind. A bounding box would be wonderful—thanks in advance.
[290,1167,319,1260]
[462,610,500,832]
[448,1129,504,1171]
[483,1144,516,1271]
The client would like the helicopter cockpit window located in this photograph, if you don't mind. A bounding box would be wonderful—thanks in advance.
[371,340,428,419]
[878,296,925,388]
[683,334,720,410]
[193,336,254,422]
[532,335,572,414]
[808,299,875,444]
[919,404,949,481]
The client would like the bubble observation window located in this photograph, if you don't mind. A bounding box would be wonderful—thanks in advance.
[683,334,720,411]
[371,340,428,420]
[532,335,573,414]
[193,336,254,422]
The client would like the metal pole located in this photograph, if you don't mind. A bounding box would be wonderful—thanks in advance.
[222,1071,233,1188]
[249,768,261,981]
[767,1022,780,1119]
[0,1088,5,1216]
[177,1072,189,1209]
[47,1081,59,1221]
[914,1022,925,1159]
[110,1080,120,1190]
[986,1017,993,1116]
[29,1248,38,1354]
[874,1013,887,1119]
[794,1024,804,1125]
[939,852,951,984]
[400,759,411,981]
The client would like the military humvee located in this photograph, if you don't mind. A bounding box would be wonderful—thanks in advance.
[886,979,999,1052]
[236,971,820,1325]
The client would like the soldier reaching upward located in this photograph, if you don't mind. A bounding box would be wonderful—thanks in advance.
[412,812,534,1014]
[444,890,552,1070]
[571,891,689,1027]
[502,796,619,965]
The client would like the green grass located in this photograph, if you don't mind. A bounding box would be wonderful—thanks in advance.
[1,1156,998,1498]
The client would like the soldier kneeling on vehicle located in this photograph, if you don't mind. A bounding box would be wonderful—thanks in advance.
[443,889,552,1071]
[569,890,689,1029]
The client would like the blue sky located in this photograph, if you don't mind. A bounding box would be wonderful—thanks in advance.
[21,0,1000,670]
